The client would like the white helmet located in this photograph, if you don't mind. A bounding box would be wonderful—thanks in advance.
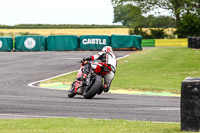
[102,46,113,53]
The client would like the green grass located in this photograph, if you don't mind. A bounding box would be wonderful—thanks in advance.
[43,47,200,94]
[43,71,77,84]
[113,47,200,93]
[0,118,185,133]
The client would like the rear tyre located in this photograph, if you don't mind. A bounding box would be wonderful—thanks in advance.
[83,75,103,99]
[68,81,76,98]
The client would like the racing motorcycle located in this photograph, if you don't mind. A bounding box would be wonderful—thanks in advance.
[68,60,104,99]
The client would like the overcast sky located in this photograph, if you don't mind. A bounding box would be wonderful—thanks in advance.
[0,0,117,25]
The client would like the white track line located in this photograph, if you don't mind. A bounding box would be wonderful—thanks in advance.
[0,113,58,118]
[28,70,78,89]
[65,58,82,60]
[0,113,180,123]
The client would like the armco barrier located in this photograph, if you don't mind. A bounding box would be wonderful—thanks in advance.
[111,34,142,50]
[15,35,46,51]
[142,39,155,47]
[79,35,110,50]
[47,35,78,51]
[0,36,13,52]
[155,39,187,47]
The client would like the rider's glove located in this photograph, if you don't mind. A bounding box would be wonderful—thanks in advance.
[82,58,86,61]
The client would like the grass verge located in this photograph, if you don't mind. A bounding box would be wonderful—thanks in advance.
[42,47,200,94]
[0,118,184,133]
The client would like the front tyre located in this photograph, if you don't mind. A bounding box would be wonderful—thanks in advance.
[83,75,103,99]
[68,82,76,98]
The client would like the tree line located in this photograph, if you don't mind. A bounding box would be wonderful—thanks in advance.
[0,24,126,29]
[112,0,200,38]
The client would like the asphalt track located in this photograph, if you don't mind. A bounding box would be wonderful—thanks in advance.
[0,50,180,122]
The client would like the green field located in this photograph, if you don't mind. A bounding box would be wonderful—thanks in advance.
[0,118,184,133]
[43,47,200,94]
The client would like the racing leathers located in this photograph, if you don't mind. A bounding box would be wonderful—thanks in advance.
[82,51,117,92]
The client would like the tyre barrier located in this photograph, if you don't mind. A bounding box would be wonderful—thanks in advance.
[79,35,110,51]
[155,38,187,47]
[0,36,13,52]
[188,36,192,48]
[197,37,200,49]
[111,34,142,50]
[181,77,200,132]
[188,36,200,49]
[0,34,143,52]
[141,39,155,47]
[15,36,46,51]
[0,35,192,52]
[47,35,78,51]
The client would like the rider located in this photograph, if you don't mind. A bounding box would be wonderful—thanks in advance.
[80,46,117,93]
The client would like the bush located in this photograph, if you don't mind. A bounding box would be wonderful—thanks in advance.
[150,29,166,39]
[129,28,153,39]
[129,28,174,39]
[0,32,4,36]
[19,32,39,35]
[175,14,200,38]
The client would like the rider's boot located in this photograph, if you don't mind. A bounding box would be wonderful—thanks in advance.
[98,84,109,95]
[103,84,109,92]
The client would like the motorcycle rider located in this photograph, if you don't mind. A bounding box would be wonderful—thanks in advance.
[80,46,117,93]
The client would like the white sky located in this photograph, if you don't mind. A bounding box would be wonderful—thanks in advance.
[0,0,117,25]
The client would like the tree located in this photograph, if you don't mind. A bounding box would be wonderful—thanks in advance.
[112,0,200,37]
[113,4,142,26]
[113,5,176,38]
[113,4,176,28]
[144,15,176,28]
[175,13,200,38]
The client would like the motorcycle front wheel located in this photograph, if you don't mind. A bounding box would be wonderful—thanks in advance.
[83,75,103,99]
[68,81,76,98]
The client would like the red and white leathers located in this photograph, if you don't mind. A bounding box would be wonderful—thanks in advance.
[83,51,117,92]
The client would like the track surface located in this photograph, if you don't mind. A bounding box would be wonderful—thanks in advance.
[0,50,180,122]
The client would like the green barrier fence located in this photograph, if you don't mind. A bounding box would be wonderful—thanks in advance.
[142,39,155,47]
[79,35,110,51]
[111,34,142,50]
[3,34,146,52]
[0,36,13,52]
[15,35,46,51]
[47,35,78,51]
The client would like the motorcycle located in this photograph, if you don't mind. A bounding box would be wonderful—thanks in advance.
[68,60,104,99]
